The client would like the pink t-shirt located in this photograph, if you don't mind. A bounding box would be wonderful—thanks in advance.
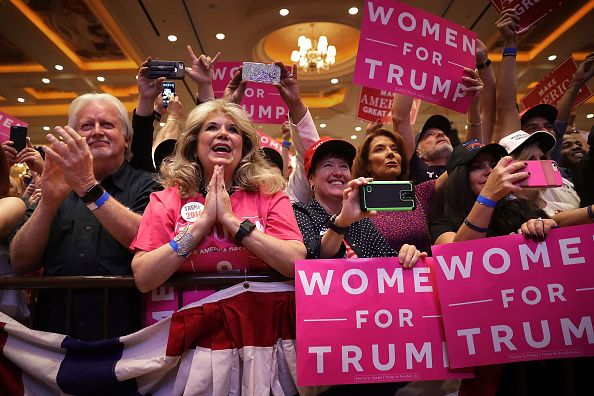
[131,186,303,325]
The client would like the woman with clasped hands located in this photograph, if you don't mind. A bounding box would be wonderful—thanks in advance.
[130,99,306,294]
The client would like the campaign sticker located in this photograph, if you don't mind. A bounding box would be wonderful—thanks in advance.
[181,202,204,222]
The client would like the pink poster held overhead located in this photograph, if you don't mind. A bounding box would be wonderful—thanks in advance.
[491,0,568,34]
[353,0,477,114]
[212,61,288,124]
[431,224,594,369]
[521,56,593,110]
[0,110,28,143]
[356,87,422,125]
[295,257,473,386]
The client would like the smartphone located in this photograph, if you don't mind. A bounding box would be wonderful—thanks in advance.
[10,126,27,153]
[359,181,416,211]
[519,160,563,188]
[242,62,281,84]
[162,81,175,108]
[147,60,185,79]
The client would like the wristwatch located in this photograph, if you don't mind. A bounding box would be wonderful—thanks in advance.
[327,214,348,234]
[234,219,256,245]
[80,184,105,205]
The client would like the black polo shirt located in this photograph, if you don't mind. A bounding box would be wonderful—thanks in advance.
[35,160,160,340]
[409,152,446,184]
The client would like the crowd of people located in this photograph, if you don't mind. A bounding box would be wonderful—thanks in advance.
[1,6,594,396]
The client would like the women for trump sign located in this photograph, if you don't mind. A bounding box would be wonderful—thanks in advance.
[295,258,472,386]
[431,224,594,369]
[353,0,477,113]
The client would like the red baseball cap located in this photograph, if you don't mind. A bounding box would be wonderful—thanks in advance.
[304,137,356,176]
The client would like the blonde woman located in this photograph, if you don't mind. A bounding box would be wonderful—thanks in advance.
[130,99,305,317]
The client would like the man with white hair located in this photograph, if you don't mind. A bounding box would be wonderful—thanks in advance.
[10,93,160,340]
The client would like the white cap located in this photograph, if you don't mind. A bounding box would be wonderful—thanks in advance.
[498,130,556,155]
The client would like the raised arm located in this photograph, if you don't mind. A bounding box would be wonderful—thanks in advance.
[475,38,496,142]
[556,52,594,122]
[391,93,415,164]
[185,45,220,104]
[462,68,485,142]
[493,9,521,142]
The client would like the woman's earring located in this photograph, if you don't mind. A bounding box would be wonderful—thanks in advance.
[310,185,315,192]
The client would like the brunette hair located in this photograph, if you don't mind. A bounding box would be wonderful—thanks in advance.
[159,99,285,198]
[0,148,10,198]
[352,128,409,180]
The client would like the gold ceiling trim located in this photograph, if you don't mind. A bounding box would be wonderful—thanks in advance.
[10,0,138,71]
[0,64,47,73]
[23,88,78,100]
[1,101,138,117]
[98,84,139,97]
[489,1,594,62]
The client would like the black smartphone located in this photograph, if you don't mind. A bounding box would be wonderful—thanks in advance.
[359,181,416,211]
[148,60,185,79]
[162,81,175,108]
[10,125,27,152]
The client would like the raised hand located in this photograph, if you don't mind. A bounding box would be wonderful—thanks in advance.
[496,8,520,44]
[223,67,248,104]
[481,156,528,202]
[16,137,44,174]
[273,62,300,108]
[43,126,96,196]
[335,177,376,228]
[185,45,221,85]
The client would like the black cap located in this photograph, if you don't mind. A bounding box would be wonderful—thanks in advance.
[262,147,284,172]
[446,139,508,174]
[415,115,452,147]
[520,104,557,126]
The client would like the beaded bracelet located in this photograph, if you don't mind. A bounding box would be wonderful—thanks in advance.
[464,218,488,233]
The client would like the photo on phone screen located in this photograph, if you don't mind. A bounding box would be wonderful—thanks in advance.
[162,82,175,108]
[359,181,416,212]
[10,126,27,153]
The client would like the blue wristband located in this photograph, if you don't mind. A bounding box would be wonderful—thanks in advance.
[86,191,110,211]
[502,47,517,57]
[282,140,292,148]
[477,194,497,208]
[169,239,179,254]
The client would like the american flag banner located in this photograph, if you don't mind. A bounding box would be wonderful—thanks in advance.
[0,282,322,395]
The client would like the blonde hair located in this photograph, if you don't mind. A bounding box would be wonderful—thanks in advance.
[512,142,551,161]
[160,99,285,198]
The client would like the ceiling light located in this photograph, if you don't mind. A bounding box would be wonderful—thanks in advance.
[216,33,226,40]
[97,76,105,82]
[17,97,25,103]
[355,126,362,131]
[43,126,50,131]
[54,64,64,71]
[291,23,336,73]
[348,7,359,15]
[351,135,357,140]
[330,78,339,84]
[547,55,557,61]
[319,123,327,128]
[279,8,289,16]
[42,78,51,84]
[167,35,178,42]
[587,113,594,119]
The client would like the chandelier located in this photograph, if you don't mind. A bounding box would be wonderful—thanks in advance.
[290,25,336,73]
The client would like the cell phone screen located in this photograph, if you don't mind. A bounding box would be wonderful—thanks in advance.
[162,82,175,108]
[10,126,27,152]
[359,181,416,212]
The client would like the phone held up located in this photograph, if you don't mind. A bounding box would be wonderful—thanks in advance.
[241,62,281,84]
[162,81,175,108]
[147,60,185,79]
[519,160,563,188]
[359,181,416,212]
[10,125,27,153]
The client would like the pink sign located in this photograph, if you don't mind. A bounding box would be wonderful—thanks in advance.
[295,258,473,386]
[353,0,477,114]
[0,110,28,143]
[491,0,568,34]
[357,87,422,125]
[212,62,288,124]
[256,130,282,152]
[431,224,594,369]
[521,56,593,110]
